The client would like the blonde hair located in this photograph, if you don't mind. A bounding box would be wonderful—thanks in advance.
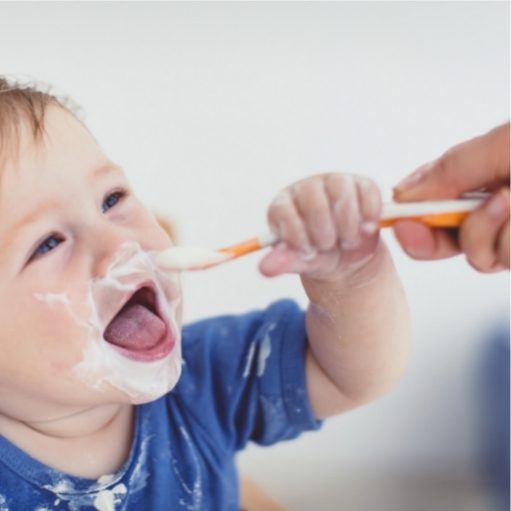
[0,77,77,168]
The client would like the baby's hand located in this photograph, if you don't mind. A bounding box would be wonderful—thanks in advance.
[260,173,382,281]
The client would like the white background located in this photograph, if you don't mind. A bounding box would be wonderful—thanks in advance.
[1,2,509,509]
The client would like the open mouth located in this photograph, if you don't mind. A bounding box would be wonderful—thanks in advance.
[103,284,175,362]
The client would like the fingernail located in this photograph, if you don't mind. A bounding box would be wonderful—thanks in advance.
[361,221,378,235]
[394,162,433,192]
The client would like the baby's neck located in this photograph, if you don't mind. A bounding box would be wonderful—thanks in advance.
[0,404,135,479]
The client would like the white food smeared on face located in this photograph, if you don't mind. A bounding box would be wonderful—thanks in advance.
[34,242,183,403]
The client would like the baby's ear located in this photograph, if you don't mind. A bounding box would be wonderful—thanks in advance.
[154,213,178,243]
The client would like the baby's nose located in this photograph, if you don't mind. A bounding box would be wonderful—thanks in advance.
[92,232,141,279]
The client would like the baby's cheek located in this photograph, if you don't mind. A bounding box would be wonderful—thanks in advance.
[48,358,74,378]
[32,298,98,358]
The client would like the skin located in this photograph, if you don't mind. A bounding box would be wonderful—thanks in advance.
[0,106,410,479]
[392,123,510,272]
[0,107,179,477]
[261,174,410,418]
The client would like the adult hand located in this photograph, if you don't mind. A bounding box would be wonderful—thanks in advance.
[392,123,510,272]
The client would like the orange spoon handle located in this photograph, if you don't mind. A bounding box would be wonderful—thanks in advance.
[217,198,485,259]
[379,211,470,228]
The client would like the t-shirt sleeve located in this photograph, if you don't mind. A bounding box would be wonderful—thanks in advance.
[172,299,322,454]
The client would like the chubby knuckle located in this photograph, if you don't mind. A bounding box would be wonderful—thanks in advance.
[312,226,336,250]
[328,173,357,203]
[293,178,317,199]
[267,206,283,227]
[298,189,319,212]
[325,173,346,195]
[310,203,331,228]
[298,192,329,224]
[358,179,382,216]
[336,194,361,225]
[321,234,337,251]
[270,189,292,208]
[286,217,307,242]
[269,195,293,218]
[357,175,377,188]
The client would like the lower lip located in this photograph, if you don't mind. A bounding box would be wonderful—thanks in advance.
[106,324,176,362]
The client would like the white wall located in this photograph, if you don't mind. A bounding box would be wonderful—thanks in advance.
[1,0,509,507]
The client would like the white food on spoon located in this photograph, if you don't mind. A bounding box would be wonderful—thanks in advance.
[156,246,231,271]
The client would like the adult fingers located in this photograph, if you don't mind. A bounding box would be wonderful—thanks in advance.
[394,123,510,201]
[459,189,510,271]
[497,218,510,268]
[392,220,461,260]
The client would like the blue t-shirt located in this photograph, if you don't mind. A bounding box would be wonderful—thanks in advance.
[0,300,321,510]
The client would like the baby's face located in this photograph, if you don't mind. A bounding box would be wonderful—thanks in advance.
[0,107,182,423]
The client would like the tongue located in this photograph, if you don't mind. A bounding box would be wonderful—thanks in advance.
[104,303,166,351]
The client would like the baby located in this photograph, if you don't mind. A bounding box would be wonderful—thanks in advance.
[0,78,410,511]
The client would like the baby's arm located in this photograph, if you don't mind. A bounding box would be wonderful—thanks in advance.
[260,174,410,419]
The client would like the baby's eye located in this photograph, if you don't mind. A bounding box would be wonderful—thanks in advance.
[102,189,127,213]
[29,234,64,262]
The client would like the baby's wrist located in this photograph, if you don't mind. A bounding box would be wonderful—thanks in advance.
[301,241,389,293]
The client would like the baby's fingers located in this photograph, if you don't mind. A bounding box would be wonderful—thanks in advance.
[326,174,381,248]
[326,174,361,248]
[294,179,337,251]
[267,190,311,253]
[259,243,340,277]
[356,177,382,235]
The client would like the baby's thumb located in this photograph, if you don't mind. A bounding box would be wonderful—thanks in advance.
[393,124,510,202]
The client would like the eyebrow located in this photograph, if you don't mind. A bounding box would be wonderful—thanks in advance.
[11,200,62,233]
[2,162,122,243]
[91,162,122,180]
[0,199,62,256]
